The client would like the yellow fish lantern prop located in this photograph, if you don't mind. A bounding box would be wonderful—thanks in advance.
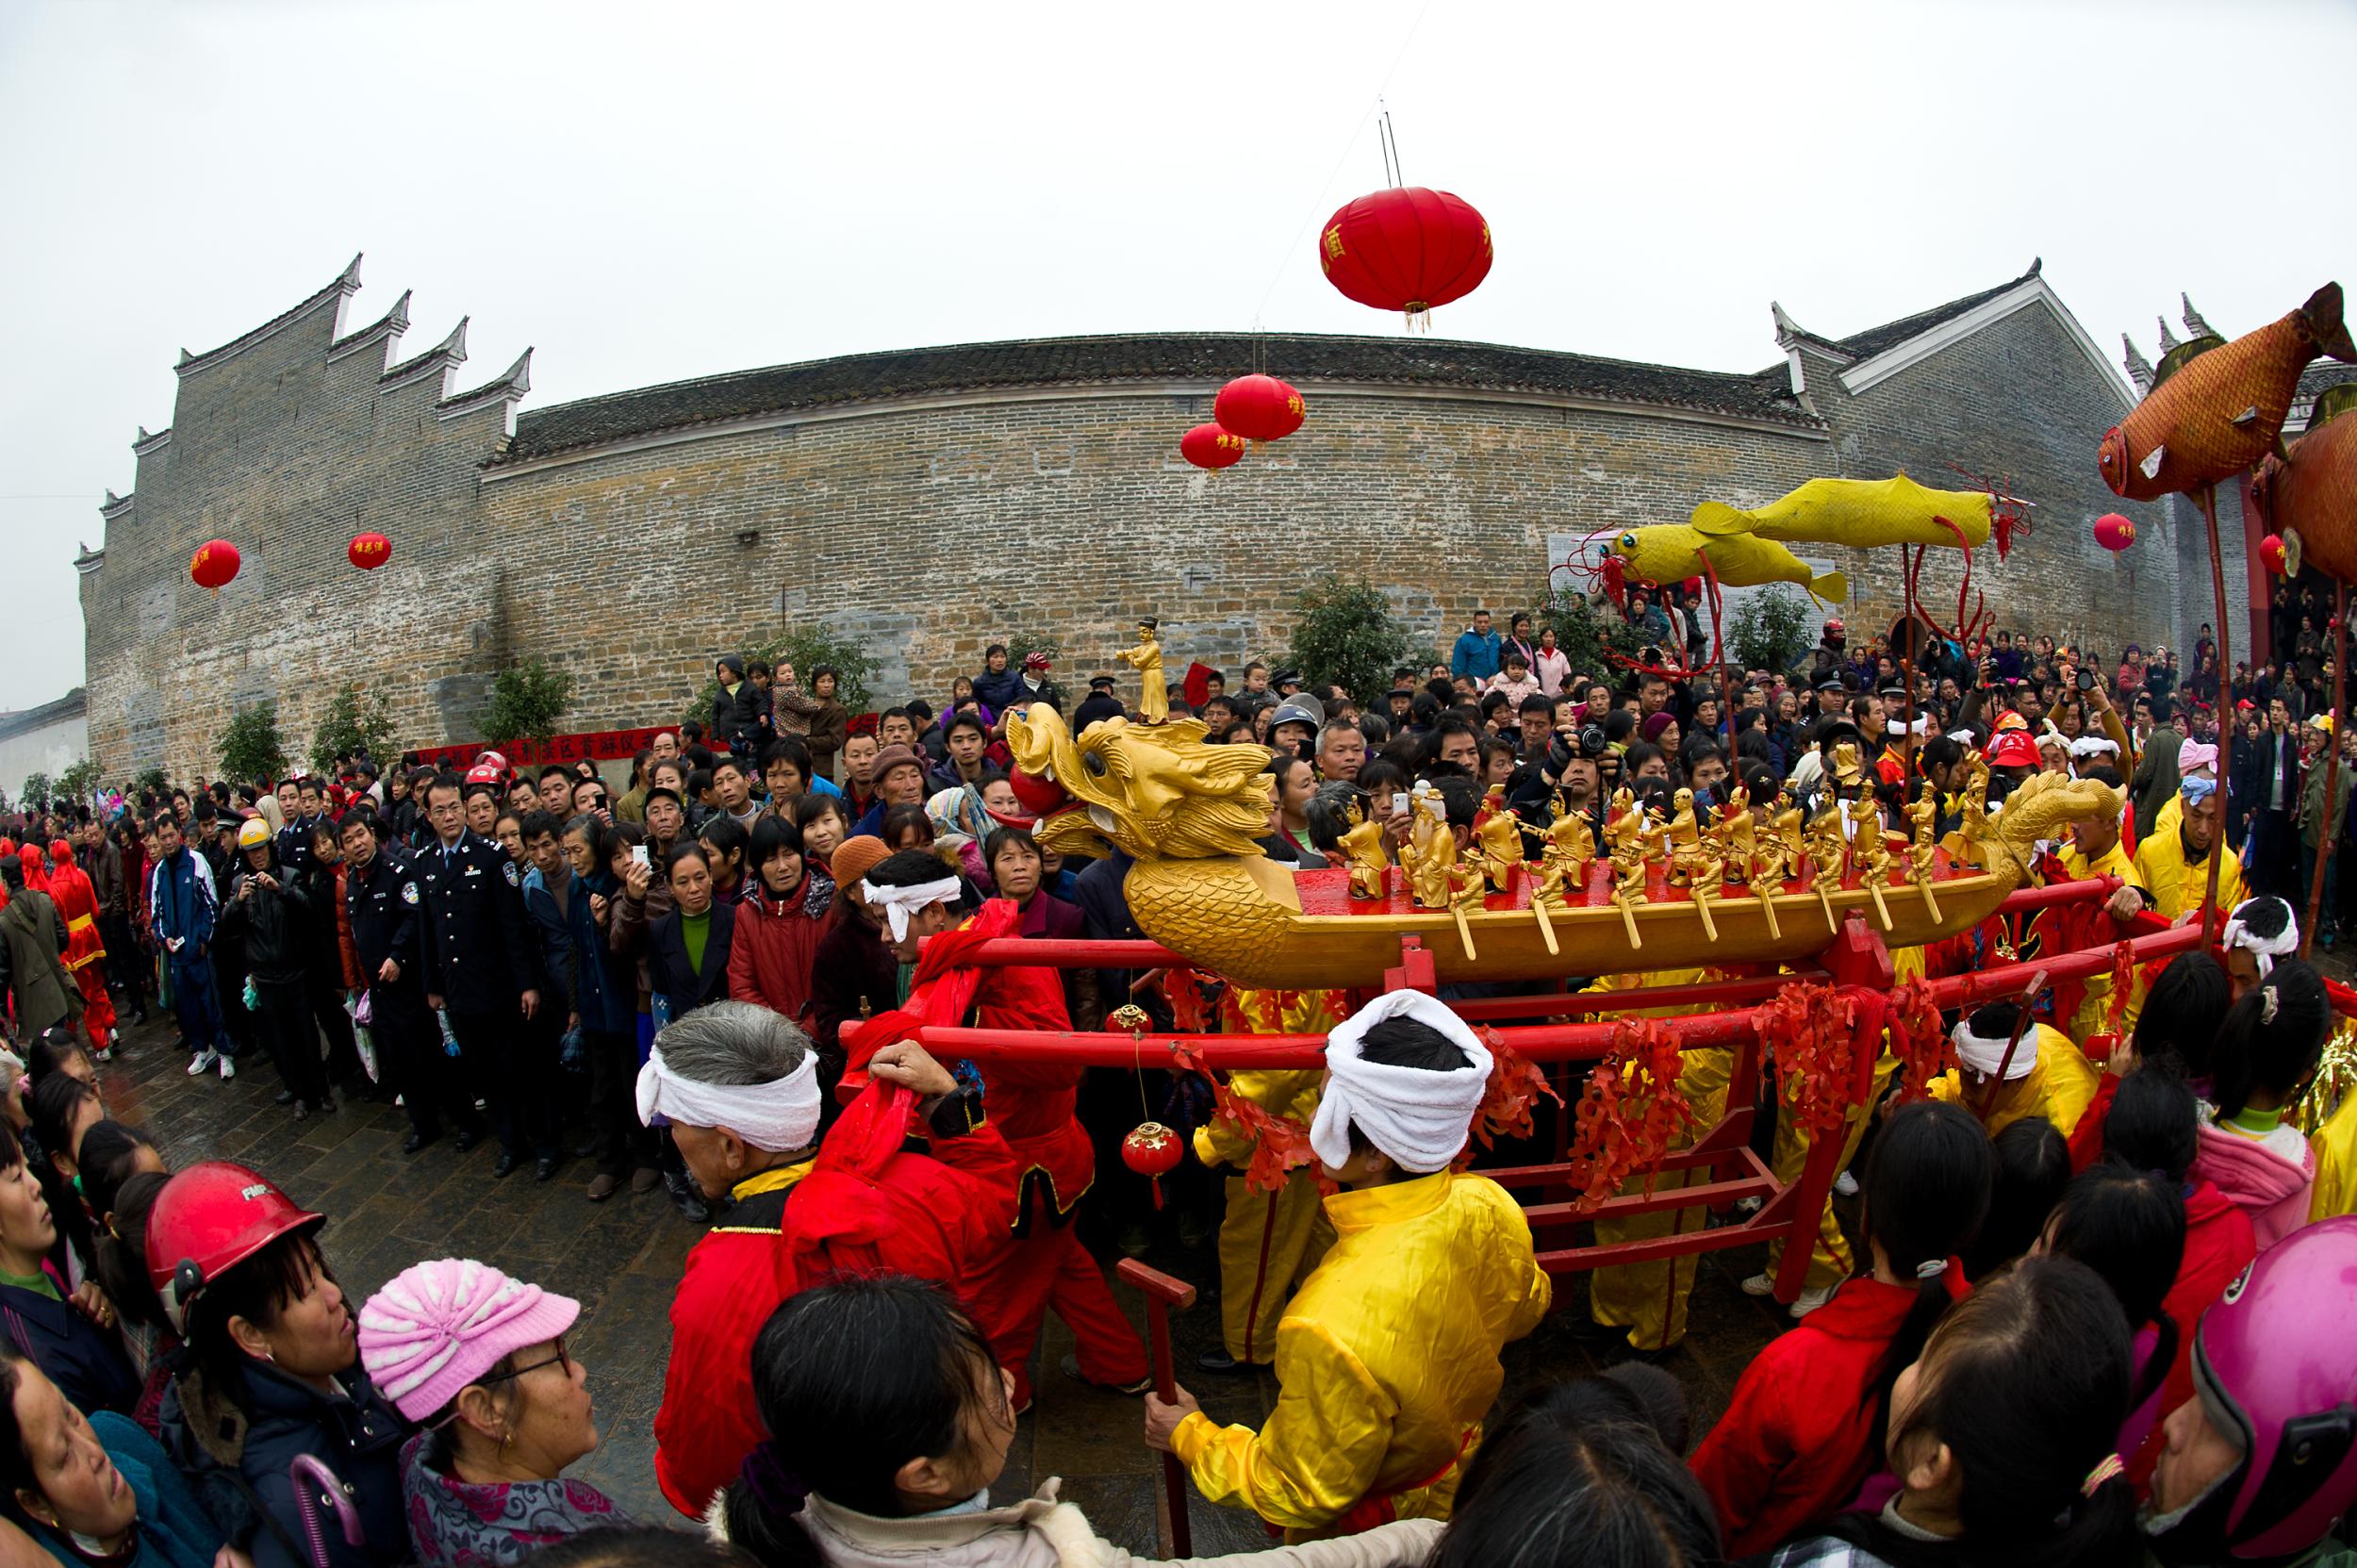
[2099,283,2355,503]
[2252,384,2357,584]
[1689,473,2019,557]
[1606,525,1848,607]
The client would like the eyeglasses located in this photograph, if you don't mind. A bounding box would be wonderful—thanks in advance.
[481,1338,572,1384]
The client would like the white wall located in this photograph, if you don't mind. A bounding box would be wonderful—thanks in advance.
[0,710,89,800]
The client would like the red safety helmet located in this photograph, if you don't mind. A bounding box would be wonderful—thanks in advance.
[1986,730,2041,769]
[463,762,503,787]
[143,1162,323,1332]
[1822,619,1845,639]
[477,751,509,775]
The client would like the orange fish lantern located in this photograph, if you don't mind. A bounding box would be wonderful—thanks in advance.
[2092,514,2137,553]
[1213,374,1305,444]
[2260,534,2289,576]
[190,539,239,593]
[1178,422,1246,470]
[2099,283,2355,501]
[348,531,391,569]
[1319,186,1493,328]
[2252,387,2357,582]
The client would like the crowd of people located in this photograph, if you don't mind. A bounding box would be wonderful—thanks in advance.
[0,602,2349,1568]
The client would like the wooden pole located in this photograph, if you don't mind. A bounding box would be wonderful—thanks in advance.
[2303,582,2347,956]
[2198,485,2233,941]
[1119,1260,1199,1559]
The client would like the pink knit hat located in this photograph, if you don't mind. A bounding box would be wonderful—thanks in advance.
[356,1259,580,1423]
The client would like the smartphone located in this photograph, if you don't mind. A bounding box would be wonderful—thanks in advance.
[630,845,651,871]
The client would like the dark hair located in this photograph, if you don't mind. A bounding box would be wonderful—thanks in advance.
[942,712,989,742]
[790,793,849,835]
[760,735,814,778]
[2211,955,2330,1120]
[721,1278,1002,1566]
[697,814,750,868]
[868,849,952,890]
[981,825,1041,876]
[1340,1016,1472,1159]
[879,803,932,849]
[1965,1116,2071,1279]
[748,814,805,871]
[2046,1161,2184,1418]
[519,809,564,844]
[74,1121,157,1230]
[663,842,711,883]
[711,755,748,782]
[2101,1064,2200,1180]
[1851,1256,2139,1568]
[2131,951,2231,1080]
[185,1228,334,1395]
[1862,1100,1995,1440]
[91,1169,171,1336]
[537,765,571,785]
[685,767,714,801]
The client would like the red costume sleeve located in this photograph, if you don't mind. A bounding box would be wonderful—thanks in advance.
[655,1230,784,1519]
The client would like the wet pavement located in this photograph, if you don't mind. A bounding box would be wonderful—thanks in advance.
[98,1010,1805,1554]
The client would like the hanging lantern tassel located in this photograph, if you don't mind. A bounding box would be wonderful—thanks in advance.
[1122,1121,1184,1209]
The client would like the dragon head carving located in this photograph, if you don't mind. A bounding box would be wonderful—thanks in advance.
[1981,770,2128,885]
[1005,704,1277,860]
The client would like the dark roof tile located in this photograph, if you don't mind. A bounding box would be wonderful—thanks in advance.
[1828,264,2042,362]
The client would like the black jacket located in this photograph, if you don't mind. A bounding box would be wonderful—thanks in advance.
[345,850,426,1017]
[645,900,735,1016]
[216,869,313,985]
[412,831,540,1015]
[0,1278,140,1418]
[711,681,765,757]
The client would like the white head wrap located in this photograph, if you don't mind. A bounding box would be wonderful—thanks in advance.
[1309,991,1493,1174]
[2221,898,2299,980]
[1897,716,1935,737]
[635,1047,821,1152]
[863,875,961,942]
[1953,1015,2040,1080]
[2069,734,2120,760]
[1946,729,1977,745]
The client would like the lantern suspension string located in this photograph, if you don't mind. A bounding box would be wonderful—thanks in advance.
[1244,0,1436,327]
[1378,102,1404,189]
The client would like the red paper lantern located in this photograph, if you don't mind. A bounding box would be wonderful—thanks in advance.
[1122,1120,1184,1209]
[2092,514,2137,553]
[190,539,239,593]
[2261,534,2288,575]
[348,531,391,569]
[1213,375,1305,443]
[1179,423,1246,470]
[1319,186,1493,325]
[1008,767,1066,818]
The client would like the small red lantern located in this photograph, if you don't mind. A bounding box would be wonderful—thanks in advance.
[1008,767,1066,818]
[190,539,239,593]
[1213,374,1305,444]
[1179,422,1246,470]
[2261,534,2289,575]
[348,531,391,569]
[1319,186,1493,326]
[1122,1121,1184,1208]
[2093,514,2136,553]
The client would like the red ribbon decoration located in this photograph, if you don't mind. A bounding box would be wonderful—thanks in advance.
[1887,975,1953,1104]
[1756,982,1862,1140]
[1558,1016,1698,1214]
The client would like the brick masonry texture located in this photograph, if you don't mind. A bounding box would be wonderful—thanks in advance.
[80,267,2215,781]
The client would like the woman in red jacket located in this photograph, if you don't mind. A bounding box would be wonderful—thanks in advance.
[728,816,833,1026]
[1689,1099,1994,1557]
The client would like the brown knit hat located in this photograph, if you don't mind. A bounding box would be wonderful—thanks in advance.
[870,745,927,787]
[830,834,892,890]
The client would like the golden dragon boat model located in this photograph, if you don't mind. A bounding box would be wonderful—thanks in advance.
[1006,706,2122,992]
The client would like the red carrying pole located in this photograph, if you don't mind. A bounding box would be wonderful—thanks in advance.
[1118,1260,1198,1559]
[2198,483,2233,941]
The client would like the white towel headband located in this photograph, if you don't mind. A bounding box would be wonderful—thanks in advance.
[635,1047,821,1153]
[1309,991,1493,1175]
[863,876,961,942]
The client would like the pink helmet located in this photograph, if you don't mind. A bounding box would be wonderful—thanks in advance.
[2188,1216,2357,1560]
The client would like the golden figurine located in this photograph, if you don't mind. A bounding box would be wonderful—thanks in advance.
[1405,783,1452,910]
[1749,798,1801,941]
[1846,795,1895,931]
[1337,798,1392,901]
[1604,786,1649,949]
[1663,787,1705,886]
[1527,799,1594,959]
[1474,784,1528,893]
[1687,805,1725,944]
[1114,617,1168,725]
[1953,751,1993,868]
[1804,807,1847,933]
[1904,782,1943,923]
[1445,856,1487,963]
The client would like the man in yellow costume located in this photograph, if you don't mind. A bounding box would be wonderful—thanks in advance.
[2134,762,2246,925]
[1928,1000,2080,1135]
[1193,988,1343,1374]
[2055,762,2150,1045]
[1146,990,1549,1535]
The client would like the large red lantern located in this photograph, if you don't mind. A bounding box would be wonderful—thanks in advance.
[1213,375,1305,443]
[2092,514,2137,553]
[190,539,239,593]
[1319,186,1493,326]
[1179,423,1246,470]
[348,531,391,569]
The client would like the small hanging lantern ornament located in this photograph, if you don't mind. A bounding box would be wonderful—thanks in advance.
[190,539,239,594]
[1213,374,1305,444]
[2092,514,2137,553]
[1179,423,1246,470]
[348,531,392,569]
[1121,1121,1184,1207]
[2261,534,2289,575]
[1319,186,1493,329]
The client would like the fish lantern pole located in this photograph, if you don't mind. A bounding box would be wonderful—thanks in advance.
[2197,483,2233,943]
[2302,587,2346,956]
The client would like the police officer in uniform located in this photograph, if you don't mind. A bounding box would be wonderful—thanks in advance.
[274,773,322,879]
[413,771,550,1180]
[342,811,486,1155]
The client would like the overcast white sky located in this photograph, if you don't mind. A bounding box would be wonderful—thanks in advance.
[3,0,2351,712]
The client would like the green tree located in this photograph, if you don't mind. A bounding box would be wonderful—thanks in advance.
[1727,586,1816,675]
[486,657,574,745]
[57,757,101,805]
[684,628,882,727]
[1285,572,1428,707]
[217,701,290,785]
[19,771,51,808]
[309,682,400,773]
[134,766,169,797]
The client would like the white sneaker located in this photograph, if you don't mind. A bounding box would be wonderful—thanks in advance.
[218,1054,237,1081]
[1789,1285,1834,1319]
[186,1048,219,1076]
[1740,1271,1775,1296]
[1834,1170,1859,1197]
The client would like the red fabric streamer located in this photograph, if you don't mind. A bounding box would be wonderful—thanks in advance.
[1558,1017,1699,1214]
[1755,982,1862,1140]
[1887,976,1953,1105]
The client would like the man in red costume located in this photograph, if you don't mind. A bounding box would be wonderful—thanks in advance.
[42,840,116,1058]
[850,850,1151,1411]
[637,997,1018,1519]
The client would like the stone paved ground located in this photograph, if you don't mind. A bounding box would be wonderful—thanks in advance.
[99,1009,1808,1555]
